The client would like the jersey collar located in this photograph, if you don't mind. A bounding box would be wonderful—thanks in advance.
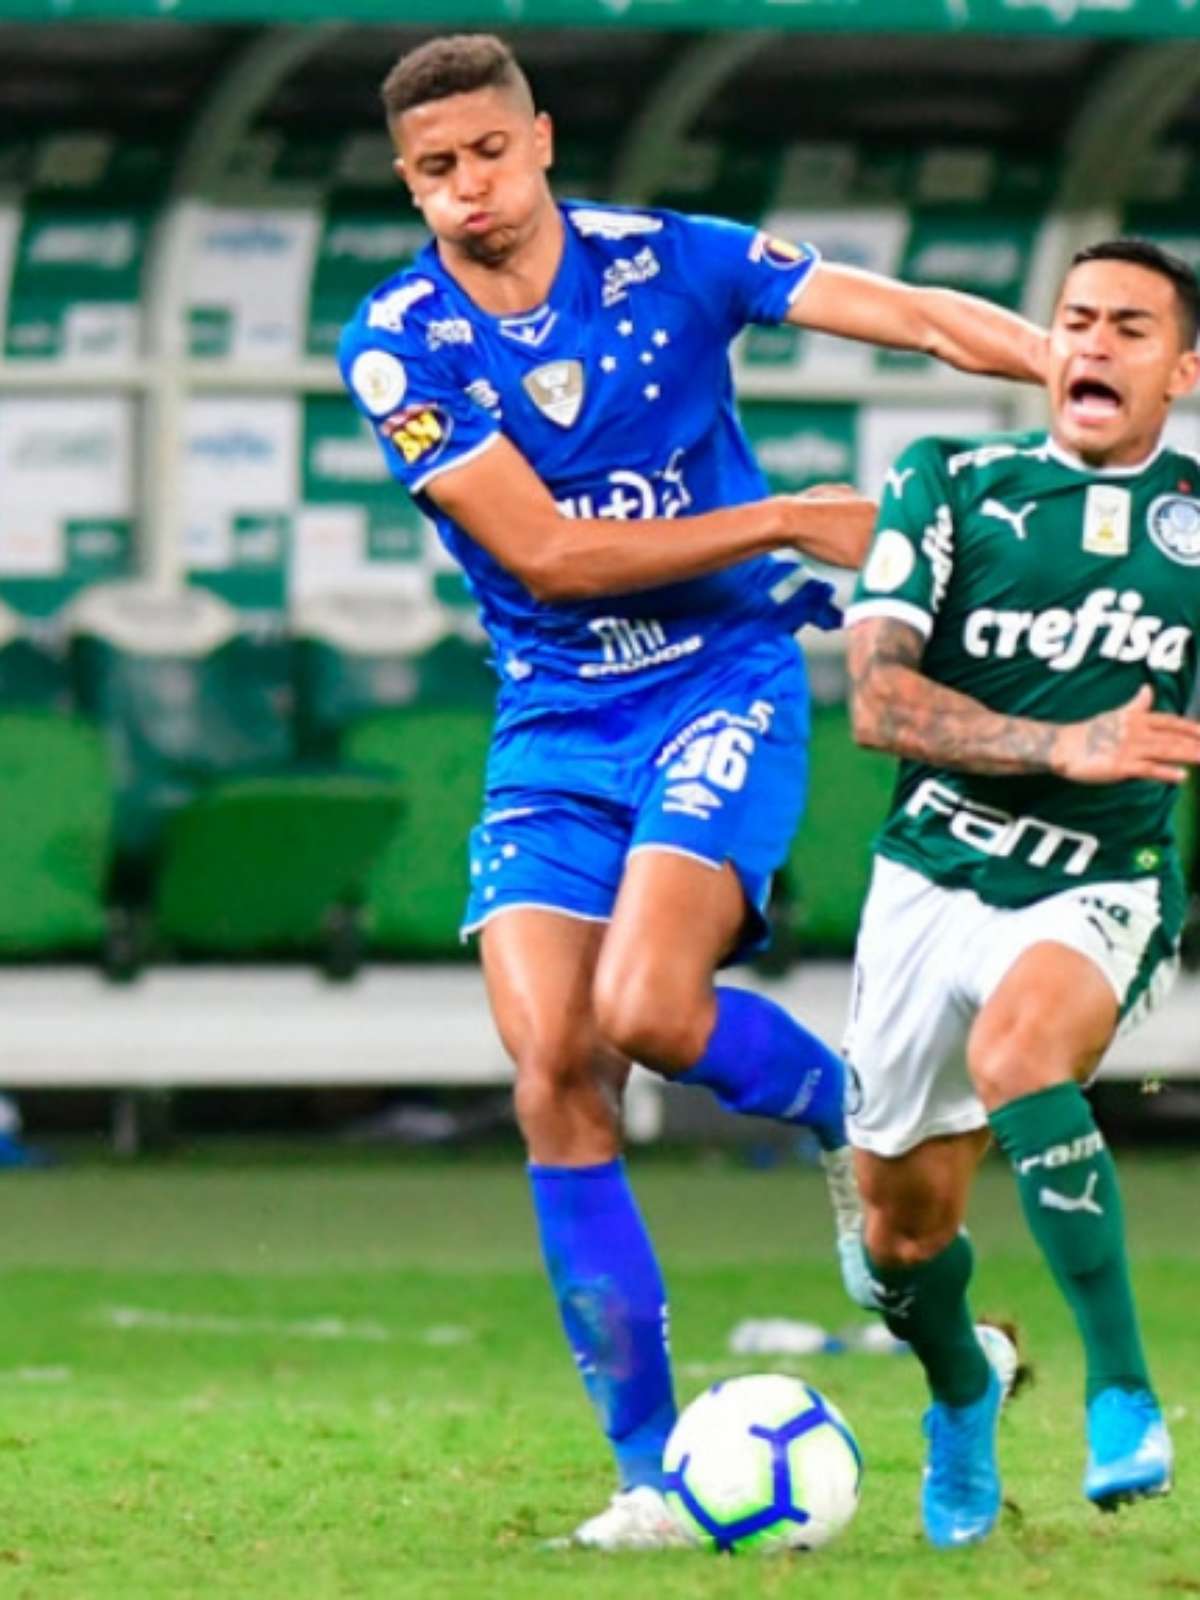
[1044,434,1166,478]
[425,205,576,350]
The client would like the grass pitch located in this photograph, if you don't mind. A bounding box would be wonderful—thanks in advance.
[0,1146,1194,1598]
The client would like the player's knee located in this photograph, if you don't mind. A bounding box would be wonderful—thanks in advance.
[592,969,707,1073]
[967,1024,1052,1111]
[863,1207,957,1269]
[511,1033,621,1157]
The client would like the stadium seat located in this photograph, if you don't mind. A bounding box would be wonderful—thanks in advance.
[67,581,404,972]
[291,589,462,761]
[0,600,112,954]
[292,593,496,959]
[344,701,493,958]
[155,774,403,960]
[0,709,113,954]
[67,581,291,876]
[0,598,72,710]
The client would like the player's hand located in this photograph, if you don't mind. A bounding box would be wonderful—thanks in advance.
[1052,685,1200,784]
[779,491,877,570]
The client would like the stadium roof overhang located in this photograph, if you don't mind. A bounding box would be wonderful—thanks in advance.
[4,0,1200,39]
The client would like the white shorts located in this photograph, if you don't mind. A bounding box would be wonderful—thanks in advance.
[843,857,1178,1159]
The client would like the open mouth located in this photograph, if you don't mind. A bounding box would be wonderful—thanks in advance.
[1066,377,1123,421]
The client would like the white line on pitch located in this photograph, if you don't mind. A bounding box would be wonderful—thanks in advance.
[97,1306,395,1342]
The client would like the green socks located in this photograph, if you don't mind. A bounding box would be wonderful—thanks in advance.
[866,1232,990,1407]
[990,1082,1151,1402]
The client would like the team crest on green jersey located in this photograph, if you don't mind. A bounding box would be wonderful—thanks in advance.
[1147,494,1200,566]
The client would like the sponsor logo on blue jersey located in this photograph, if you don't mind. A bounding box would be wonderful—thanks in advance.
[554,450,692,521]
[380,404,452,467]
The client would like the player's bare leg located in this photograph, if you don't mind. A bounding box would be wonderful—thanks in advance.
[482,908,621,1165]
[481,909,686,1549]
[970,942,1172,1510]
[594,848,873,1308]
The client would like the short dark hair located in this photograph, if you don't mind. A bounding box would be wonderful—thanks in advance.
[1068,237,1199,348]
[381,34,532,123]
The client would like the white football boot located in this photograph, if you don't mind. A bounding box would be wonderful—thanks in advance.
[975,1319,1024,1403]
[569,1486,691,1550]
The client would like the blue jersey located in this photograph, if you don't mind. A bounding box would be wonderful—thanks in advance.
[339,201,838,702]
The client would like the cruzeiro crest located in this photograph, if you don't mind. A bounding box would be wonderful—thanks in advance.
[522,360,585,428]
[1147,493,1200,566]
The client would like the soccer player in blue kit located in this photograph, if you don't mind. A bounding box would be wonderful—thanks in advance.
[340,34,1048,1548]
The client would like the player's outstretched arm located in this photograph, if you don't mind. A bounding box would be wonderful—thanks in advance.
[789,263,1048,383]
[848,619,1200,783]
[428,434,875,600]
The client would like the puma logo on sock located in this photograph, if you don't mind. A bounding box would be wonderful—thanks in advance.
[1038,1172,1103,1217]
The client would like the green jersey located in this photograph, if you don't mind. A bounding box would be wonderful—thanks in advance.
[847,430,1200,913]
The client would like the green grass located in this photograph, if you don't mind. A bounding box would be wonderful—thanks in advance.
[0,1149,1195,1598]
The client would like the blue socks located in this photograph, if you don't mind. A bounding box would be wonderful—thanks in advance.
[528,994,845,1490]
[678,986,848,1149]
[529,1159,676,1490]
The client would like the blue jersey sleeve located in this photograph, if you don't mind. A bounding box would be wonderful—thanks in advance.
[338,286,501,496]
[670,213,820,340]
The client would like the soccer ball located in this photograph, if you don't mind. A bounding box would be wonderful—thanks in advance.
[663,1373,862,1553]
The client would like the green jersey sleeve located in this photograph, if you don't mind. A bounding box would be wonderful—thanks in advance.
[845,437,957,640]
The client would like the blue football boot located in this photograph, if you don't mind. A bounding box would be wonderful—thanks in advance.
[921,1368,1003,1548]
[1084,1387,1173,1510]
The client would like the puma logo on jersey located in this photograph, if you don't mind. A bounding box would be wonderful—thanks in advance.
[981,498,1037,540]
[1038,1173,1103,1217]
[885,466,915,499]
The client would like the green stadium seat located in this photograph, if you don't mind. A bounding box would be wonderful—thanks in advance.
[156,774,403,957]
[0,601,111,954]
[292,592,496,959]
[291,590,491,761]
[67,581,405,970]
[344,702,493,959]
[0,710,113,954]
[67,582,292,880]
[0,600,71,711]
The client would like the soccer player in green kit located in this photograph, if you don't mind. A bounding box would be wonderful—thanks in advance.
[844,239,1200,1547]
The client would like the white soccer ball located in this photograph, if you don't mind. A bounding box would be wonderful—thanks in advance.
[663,1373,862,1553]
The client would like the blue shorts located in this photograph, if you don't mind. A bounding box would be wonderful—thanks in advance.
[462,637,810,959]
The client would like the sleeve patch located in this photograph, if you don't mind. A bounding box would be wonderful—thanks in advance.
[380,404,452,468]
[750,233,815,271]
[349,350,407,417]
[861,529,917,594]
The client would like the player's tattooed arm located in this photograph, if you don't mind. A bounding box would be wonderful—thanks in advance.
[849,618,1061,777]
[849,621,1200,783]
